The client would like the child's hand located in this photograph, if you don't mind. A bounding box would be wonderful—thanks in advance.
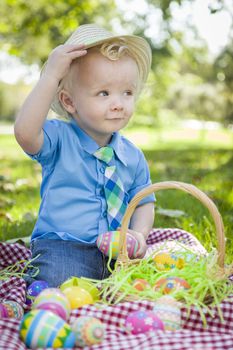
[127,228,148,259]
[43,44,87,84]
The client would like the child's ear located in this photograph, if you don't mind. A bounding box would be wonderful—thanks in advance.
[59,89,76,114]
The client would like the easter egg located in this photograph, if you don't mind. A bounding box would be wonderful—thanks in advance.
[96,230,139,259]
[60,277,100,301]
[153,296,182,330]
[154,277,191,294]
[0,303,9,318]
[125,310,164,335]
[2,300,24,319]
[19,309,76,349]
[153,252,185,271]
[26,280,49,306]
[72,316,105,347]
[132,279,150,291]
[62,286,93,309]
[32,288,71,321]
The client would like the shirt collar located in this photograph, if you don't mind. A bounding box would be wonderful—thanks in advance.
[109,132,128,166]
[70,118,128,166]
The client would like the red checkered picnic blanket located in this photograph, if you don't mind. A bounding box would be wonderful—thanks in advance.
[1,228,233,350]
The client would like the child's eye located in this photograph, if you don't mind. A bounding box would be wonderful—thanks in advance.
[98,91,109,96]
[124,90,133,96]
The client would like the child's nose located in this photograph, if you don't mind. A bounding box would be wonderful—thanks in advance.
[110,97,124,111]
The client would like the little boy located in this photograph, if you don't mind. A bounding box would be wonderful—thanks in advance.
[14,24,155,287]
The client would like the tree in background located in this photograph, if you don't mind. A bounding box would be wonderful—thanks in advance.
[0,0,116,65]
[214,39,233,126]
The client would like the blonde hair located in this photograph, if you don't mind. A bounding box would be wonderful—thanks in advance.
[55,40,142,118]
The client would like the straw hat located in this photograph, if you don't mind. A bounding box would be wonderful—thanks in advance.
[50,23,152,116]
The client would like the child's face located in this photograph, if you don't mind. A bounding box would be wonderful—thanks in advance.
[64,50,139,146]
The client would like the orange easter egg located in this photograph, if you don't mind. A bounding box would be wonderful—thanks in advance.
[132,279,150,291]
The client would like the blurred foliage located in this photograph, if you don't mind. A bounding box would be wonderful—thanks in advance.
[213,39,233,125]
[0,81,31,121]
[0,0,117,65]
[0,0,232,125]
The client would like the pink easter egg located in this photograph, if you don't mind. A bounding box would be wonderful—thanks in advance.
[125,310,164,335]
[32,288,71,321]
[0,303,9,318]
[96,230,139,259]
[2,300,24,319]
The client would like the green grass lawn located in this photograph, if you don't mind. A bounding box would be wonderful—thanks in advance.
[0,127,232,262]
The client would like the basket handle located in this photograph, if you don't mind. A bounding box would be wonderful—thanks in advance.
[118,181,225,268]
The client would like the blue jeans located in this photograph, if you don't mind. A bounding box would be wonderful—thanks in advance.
[24,239,115,287]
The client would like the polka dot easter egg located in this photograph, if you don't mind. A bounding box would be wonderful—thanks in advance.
[72,316,105,347]
[96,230,139,259]
[26,280,49,306]
[32,288,71,321]
[154,277,191,294]
[153,252,185,271]
[19,309,76,349]
[125,310,164,335]
[153,296,182,330]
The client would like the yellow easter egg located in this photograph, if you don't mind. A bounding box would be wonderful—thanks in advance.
[153,252,185,271]
[60,277,100,301]
[62,286,93,309]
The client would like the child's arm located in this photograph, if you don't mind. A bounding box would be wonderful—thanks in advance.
[128,202,154,258]
[14,44,87,154]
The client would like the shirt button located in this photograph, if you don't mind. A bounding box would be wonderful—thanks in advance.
[100,166,105,174]
[103,211,107,218]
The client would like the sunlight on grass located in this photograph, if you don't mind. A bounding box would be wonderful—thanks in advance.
[123,127,233,150]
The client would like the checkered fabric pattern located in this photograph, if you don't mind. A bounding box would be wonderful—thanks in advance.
[94,147,127,230]
[1,229,233,349]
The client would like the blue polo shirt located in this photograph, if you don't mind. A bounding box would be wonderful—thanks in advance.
[28,118,155,243]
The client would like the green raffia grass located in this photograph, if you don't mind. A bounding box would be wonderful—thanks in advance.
[0,255,40,281]
[84,249,233,326]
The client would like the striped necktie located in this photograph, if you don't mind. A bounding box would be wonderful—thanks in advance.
[94,146,127,230]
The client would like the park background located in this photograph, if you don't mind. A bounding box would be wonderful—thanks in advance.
[0,0,232,260]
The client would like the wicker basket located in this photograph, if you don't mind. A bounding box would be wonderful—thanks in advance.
[117,181,226,270]
[99,181,233,314]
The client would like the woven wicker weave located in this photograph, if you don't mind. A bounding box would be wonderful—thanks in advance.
[117,181,225,269]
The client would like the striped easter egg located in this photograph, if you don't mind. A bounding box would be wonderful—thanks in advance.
[2,300,24,319]
[96,230,139,259]
[153,296,182,330]
[32,288,71,321]
[19,309,76,349]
